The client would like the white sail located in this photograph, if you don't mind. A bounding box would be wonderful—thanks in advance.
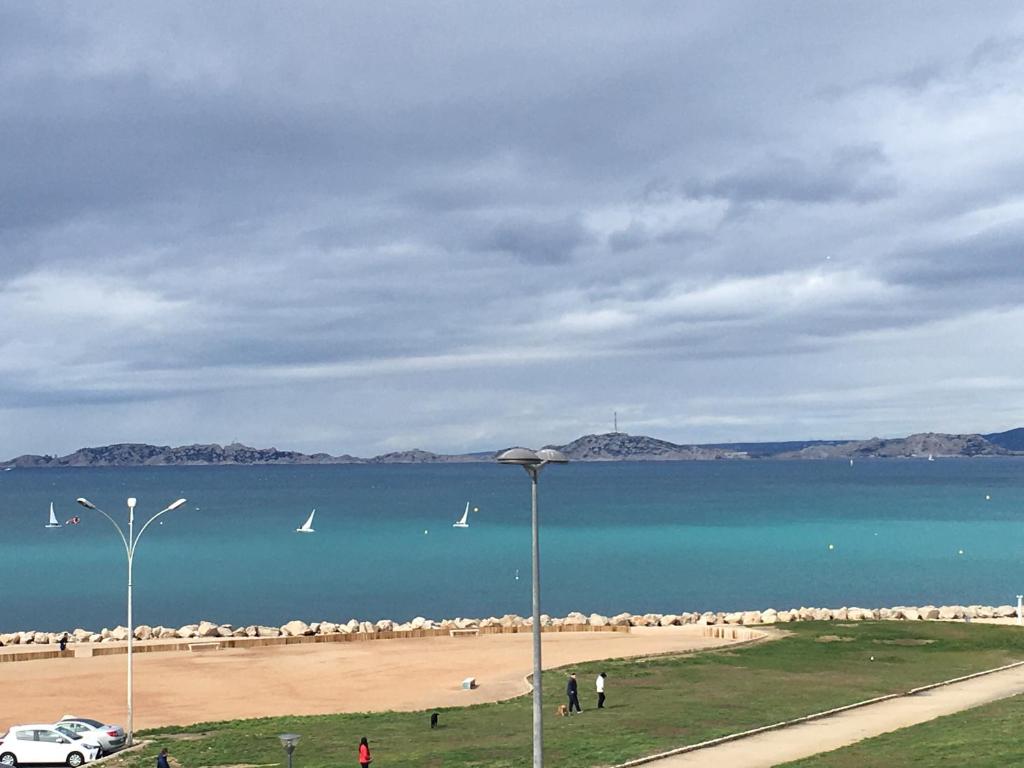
[453,502,470,528]
[296,508,316,533]
[928,453,935,461]
[45,502,62,528]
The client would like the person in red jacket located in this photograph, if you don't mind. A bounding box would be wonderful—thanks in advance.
[358,737,372,767]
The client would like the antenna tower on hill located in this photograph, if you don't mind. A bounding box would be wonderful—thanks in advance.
[614,411,618,433]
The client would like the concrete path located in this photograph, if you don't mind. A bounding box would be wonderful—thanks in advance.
[633,663,1024,767]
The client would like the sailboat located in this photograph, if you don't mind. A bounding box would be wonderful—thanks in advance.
[296,508,316,533]
[928,454,935,462]
[45,502,62,528]
[452,502,470,528]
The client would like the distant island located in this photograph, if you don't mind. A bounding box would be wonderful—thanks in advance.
[2,427,1022,468]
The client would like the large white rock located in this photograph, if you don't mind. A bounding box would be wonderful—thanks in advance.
[455,617,479,629]
[775,610,793,623]
[563,612,589,626]
[812,608,833,621]
[903,608,921,621]
[196,620,220,637]
[657,614,678,627]
[996,605,1017,618]
[177,624,198,638]
[32,632,50,644]
[590,613,610,627]
[832,608,848,621]
[320,621,339,634]
[978,605,995,618]
[723,612,743,625]
[760,609,778,624]
[217,625,235,637]
[375,620,394,632]
[938,606,964,620]
[281,620,312,636]
[610,613,632,627]
[110,626,129,641]
[232,627,248,637]
[158,627,178,638]
[134,625,153,640]
[72,628,92,642]
[358,621,376,634]
[741,611,761,625]
[920,606,940,620]
[257,625,282,637]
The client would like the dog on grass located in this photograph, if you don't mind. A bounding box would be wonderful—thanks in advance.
[556,704,568,717]
[430,712,439,729]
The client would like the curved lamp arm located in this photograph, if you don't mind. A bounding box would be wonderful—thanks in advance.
[76,498,130,559]
[131,499,187,552]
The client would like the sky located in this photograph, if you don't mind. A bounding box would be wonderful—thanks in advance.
[2,2,1024,458]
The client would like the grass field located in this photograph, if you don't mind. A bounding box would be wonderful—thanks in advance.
[779,691,1024,767]
[104,621,1024,768]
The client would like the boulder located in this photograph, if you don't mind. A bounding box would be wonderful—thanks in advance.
[89,633,102,643]
[563,612,588,626]
[358,621,375,634]
[455,617,479,629]
[812,608,832,621]
[846,608,866,621]
[176,624,198,638]
[244,625,259,637]
[194,620,219,637]
[158,627,178,639]
[903,608,921,621]
[996,605,1017,618]
[100,628,112,639]
[411,616,429,629]
[375,620,394,632]
[832,607,848,621]
[110,626,129,641]
[32,632,50,644]
[134,625,153,640]
[977,605,995,618]
[920,606,940,620]
[760,609,778,624]
[775,610,793,623]
[0,633,16,645]
[257,625,282,637]
[609,613,632,627]
[699,612,717,625]
[590,613,610,627]
[320,621,339,634]
[741,611,761,625]
[232,627,248,637]
[72,628,92,642]
[723,612,743,625]
[281,620,312,637]
[217,625,234,637]
[938,605,964,620]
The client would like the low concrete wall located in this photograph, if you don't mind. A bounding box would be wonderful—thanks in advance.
[0,623,630,664]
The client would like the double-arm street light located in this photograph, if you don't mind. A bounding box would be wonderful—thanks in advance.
[76,495,187,746]
[497,447,569,768]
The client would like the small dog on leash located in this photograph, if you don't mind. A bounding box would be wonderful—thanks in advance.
[430,712,439,729]
[556,704,568,717]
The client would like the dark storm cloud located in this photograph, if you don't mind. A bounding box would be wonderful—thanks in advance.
[2,1,1024,457]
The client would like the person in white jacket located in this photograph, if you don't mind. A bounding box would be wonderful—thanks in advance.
[596,672,607,709]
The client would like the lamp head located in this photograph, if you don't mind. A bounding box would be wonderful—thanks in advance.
[127,497,137,510]
[535,448,569,464]
[76,498,97,510]
[497,448,542,465]
[278,733,301,753]
[164,498,187,512]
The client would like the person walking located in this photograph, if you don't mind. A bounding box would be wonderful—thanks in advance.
[156,748,170,768]
[358,737,372,767]
[596,672,607,709]
[567,672,582,713]
[59,633,68,652]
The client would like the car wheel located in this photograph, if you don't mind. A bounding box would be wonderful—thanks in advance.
[0,752,16,766]
[66,752,85,767]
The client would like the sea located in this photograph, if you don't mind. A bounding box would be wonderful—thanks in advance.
[1,458,1023,633]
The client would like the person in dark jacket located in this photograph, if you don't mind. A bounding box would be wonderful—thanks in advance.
[358,737,372,767]
[566,672,582,713]
[59,634,68,652]
[156,748,170,768]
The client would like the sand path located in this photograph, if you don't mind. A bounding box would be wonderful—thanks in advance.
[0,627,742,730]
[638,663,1024,768]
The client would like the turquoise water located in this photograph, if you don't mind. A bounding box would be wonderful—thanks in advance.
[1,459,1023,633]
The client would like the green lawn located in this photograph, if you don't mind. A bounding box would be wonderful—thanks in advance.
[102,622,1024,768]
[778,692,1024,767]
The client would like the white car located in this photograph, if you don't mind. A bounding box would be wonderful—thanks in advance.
[0,724,101,767]
[54,719,125,756]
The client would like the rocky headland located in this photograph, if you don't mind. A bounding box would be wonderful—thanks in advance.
[2,603,1017,648]
[2,428,1021,467]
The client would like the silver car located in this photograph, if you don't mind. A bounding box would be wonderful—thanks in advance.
[54,719,125,756]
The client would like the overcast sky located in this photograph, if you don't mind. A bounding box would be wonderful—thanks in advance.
[2,2,1024,458]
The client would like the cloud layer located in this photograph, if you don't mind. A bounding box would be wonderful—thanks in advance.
[2,2,1024,456]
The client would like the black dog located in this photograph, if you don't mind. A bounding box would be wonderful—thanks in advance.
[430,712,439,729]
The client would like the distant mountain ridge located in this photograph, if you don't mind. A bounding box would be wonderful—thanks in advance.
[2,428,1020,467]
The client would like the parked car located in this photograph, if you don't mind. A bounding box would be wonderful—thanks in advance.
[54,718,126,756]
[0,724,101,767]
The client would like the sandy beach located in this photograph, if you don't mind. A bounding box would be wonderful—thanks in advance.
[0,627,748,730]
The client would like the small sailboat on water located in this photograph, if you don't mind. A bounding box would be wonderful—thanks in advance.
[928,453,935,462]
[296,508,316,533]
[453,502,470,528]
[45,502,62,529]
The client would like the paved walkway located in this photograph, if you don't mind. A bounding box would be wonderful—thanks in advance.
[635,663,1024,767]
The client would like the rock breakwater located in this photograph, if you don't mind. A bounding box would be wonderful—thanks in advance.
[1,604,1018,647]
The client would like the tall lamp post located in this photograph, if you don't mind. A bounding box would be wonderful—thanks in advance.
[76,495,187,746]
[497,447,568,768]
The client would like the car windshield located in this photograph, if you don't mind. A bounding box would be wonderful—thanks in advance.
[55,726,81,740]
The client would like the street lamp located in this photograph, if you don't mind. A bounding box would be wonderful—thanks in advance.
[278,733,301,768]
[76,495,187,746]
[497,446,568,768]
